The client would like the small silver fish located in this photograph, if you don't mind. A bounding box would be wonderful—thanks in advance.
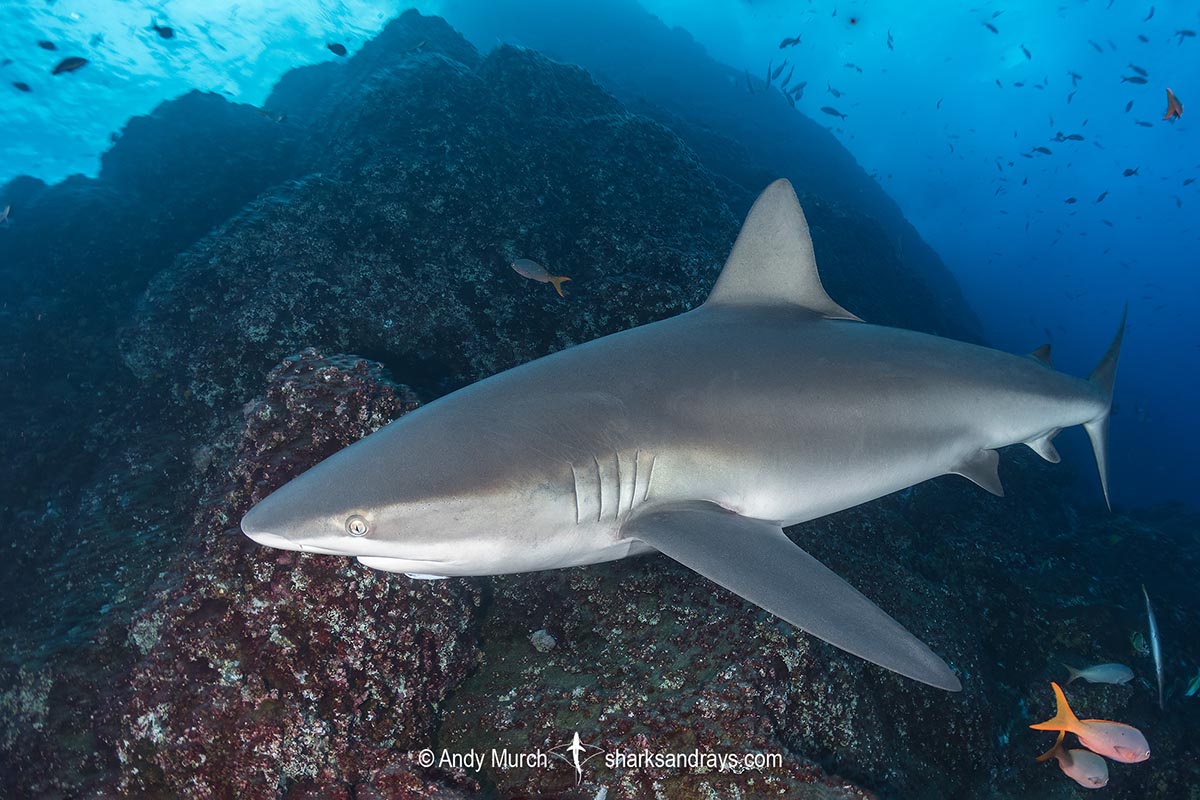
[1143,585,1164,709]
[1063,662,1133,685]
[1185,667,1200,697]
[511,258,571,298]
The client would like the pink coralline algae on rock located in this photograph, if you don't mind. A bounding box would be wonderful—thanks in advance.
[111,350,483,798]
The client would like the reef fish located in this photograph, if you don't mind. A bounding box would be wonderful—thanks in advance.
[51,57,87,75]
[151,19,175,39]
[37,40,56,51]
[511,258,571,297]
[1144,585,1164,709]
[12,81,31,92]
[1121,75,1148,85]
[242,180,1127,692]
[1036,731,1109,789]
[1186,667,1200,697]
[1030,683,1150,763]
[327,42,348,57]
[820,106,846,119]
[1163,88,1183,120]
[1064,663,1134,685]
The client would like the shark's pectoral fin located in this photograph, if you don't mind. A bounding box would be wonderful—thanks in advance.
[622,501,962,691]
[950,449,1004,496]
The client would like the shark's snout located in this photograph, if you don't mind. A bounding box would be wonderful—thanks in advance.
[241,502,302,552]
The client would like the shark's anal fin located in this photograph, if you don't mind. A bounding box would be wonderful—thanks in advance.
[951,449,1004,496]
[622,501,961,691]
[704,179,861,321]
[1026,430,1062,463]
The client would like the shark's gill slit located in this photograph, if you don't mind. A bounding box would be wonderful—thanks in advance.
[614,450,623,520]
[592,453,603,523]
[631,449,641,515]
[570,464,581,525]
[644,453,657,502]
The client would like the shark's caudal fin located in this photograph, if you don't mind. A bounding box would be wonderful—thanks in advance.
[705,179,861,320]
[1083,307,1127,510]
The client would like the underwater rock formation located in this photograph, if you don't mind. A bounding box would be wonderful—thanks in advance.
[1,8,1198,800]
[112,350,482,798]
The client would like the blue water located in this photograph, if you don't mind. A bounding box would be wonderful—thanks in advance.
[2,0,1196,513]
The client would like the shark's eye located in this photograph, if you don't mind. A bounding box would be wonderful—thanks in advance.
[345,514,370,537]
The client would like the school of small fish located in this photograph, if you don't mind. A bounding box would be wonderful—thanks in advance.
[731,2,1192,251]
[3,16,355,95]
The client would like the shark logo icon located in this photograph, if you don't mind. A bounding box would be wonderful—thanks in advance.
[549,731,605,784]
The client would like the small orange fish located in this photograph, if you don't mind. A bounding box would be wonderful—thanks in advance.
[511,258,571,298]
[1163,88,1183,121]
[1036,730,1109,789]
[1029,682,1150,763]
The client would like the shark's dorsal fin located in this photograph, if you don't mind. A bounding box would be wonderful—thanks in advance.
[705,179,861,320]
[1029,343,1053,366]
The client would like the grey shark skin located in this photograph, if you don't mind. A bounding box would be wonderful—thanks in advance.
[242,179,1124,692]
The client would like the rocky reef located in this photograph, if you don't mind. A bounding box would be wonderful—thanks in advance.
[1,8,1198,800]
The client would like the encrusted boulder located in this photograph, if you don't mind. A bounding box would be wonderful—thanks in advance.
[111,350,482,798]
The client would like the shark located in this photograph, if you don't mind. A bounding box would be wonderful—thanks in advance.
[242,179,1124,691]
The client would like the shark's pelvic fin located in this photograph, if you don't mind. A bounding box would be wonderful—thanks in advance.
[623,501,962,691]
[1025,431,1062,463]
[951,448,1004,496]
[704,179,862,321]
[1084,306,1127,511]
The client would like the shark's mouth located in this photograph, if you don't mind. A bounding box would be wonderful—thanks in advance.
[355,555,449,577]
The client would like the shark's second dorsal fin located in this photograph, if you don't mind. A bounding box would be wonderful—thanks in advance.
[704,179,861,320]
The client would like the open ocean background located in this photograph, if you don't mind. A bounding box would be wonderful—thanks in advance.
[3,0,1196,509]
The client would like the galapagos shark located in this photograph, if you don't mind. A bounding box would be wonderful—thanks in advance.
[242,179,1124,691]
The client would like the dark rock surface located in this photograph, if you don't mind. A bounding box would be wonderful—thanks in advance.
[1,8,1197,800]
[110,350,482,798]
[440,0,982,342]
[0,89,300,668]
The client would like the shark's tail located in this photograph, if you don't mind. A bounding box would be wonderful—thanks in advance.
[1083,307,1127,511]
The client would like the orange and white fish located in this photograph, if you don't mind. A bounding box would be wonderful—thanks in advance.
[1164,88,1183,121]
[1029,682,1150,763]
[1036,730,1109,789]
[511,258,571,298]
